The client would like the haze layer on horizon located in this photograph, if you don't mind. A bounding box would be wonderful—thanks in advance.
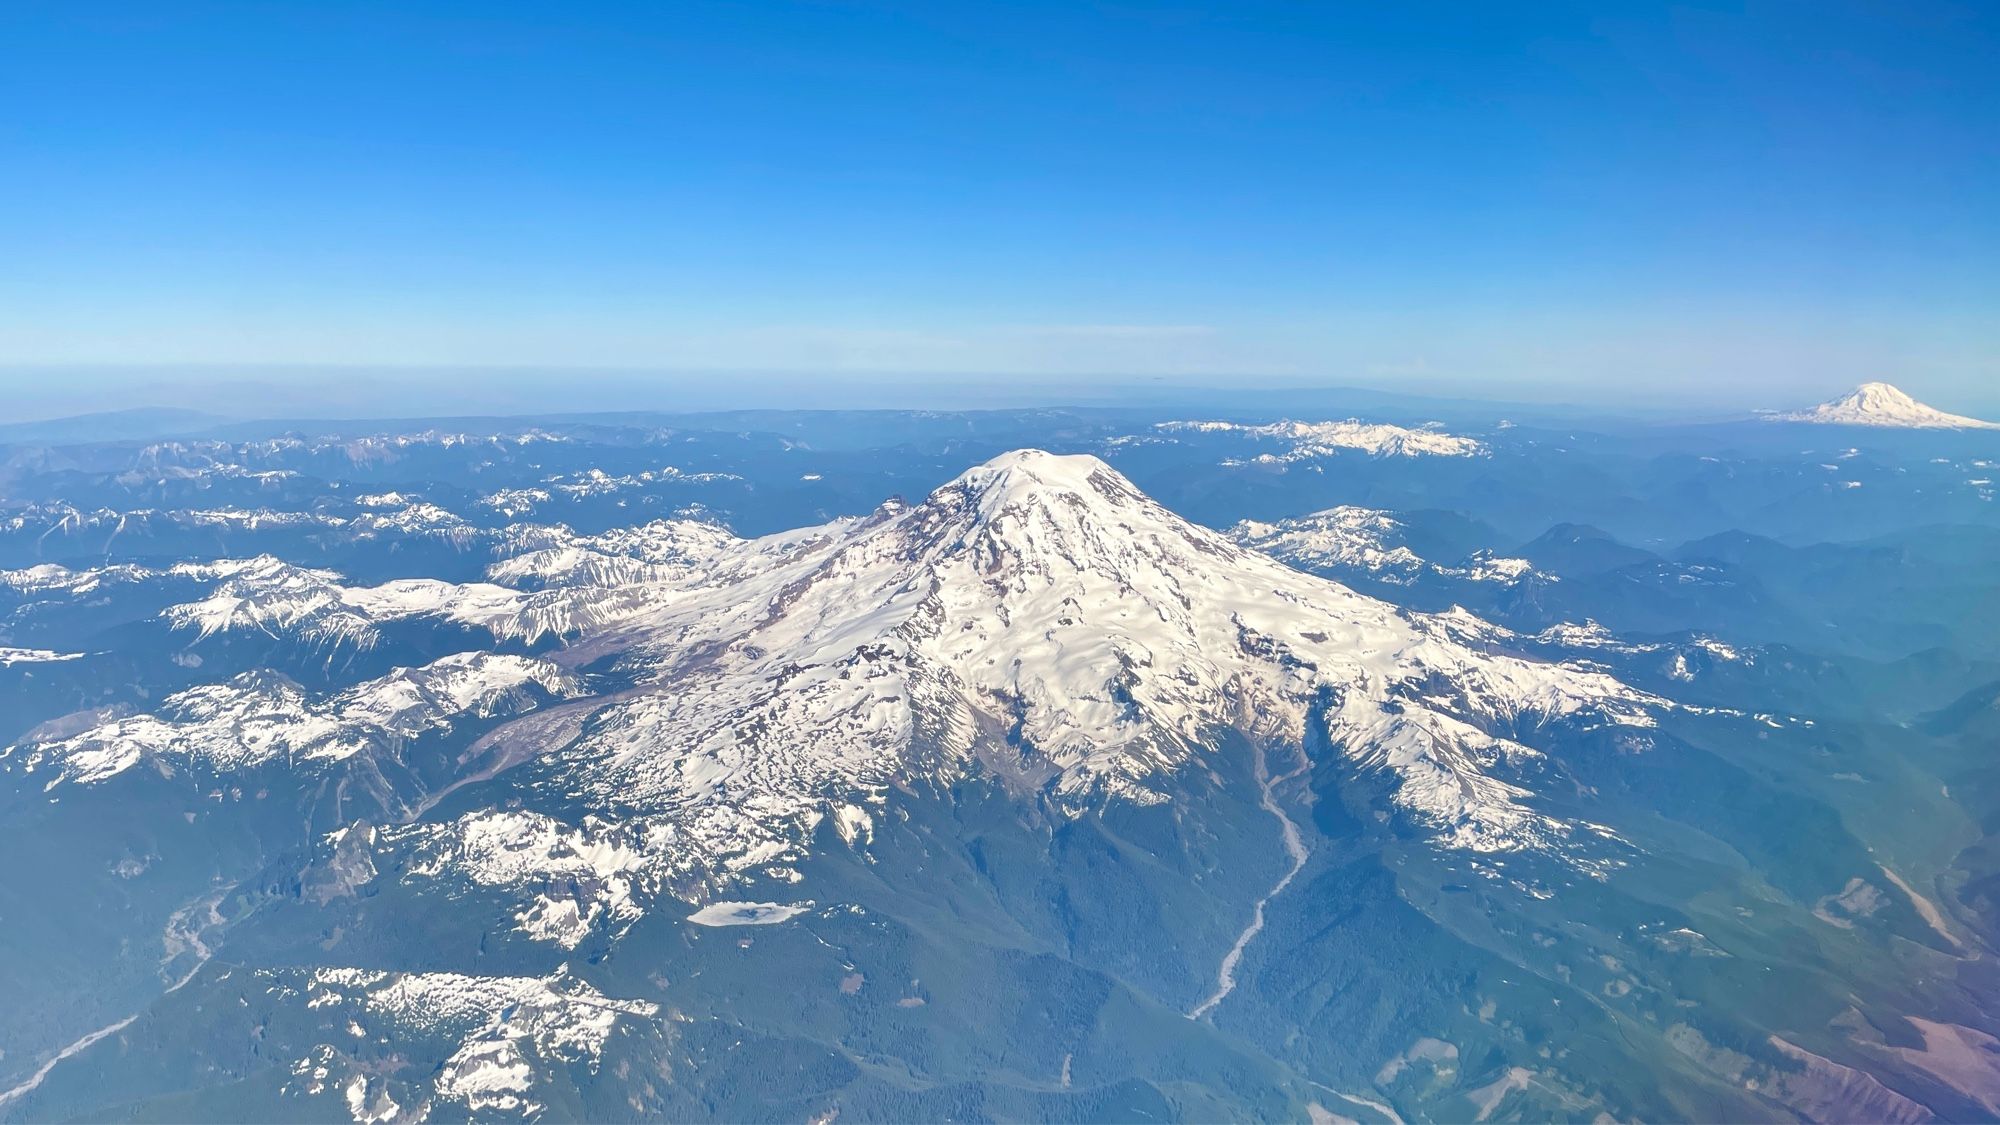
[5,365,2000,429]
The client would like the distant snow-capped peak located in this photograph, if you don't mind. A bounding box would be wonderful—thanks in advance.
[486,519,742,590]
[1154,418,1485,458]
[1767,382,1999,429]
[1229,506,1540,586]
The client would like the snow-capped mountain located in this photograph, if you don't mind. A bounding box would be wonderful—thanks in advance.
[9,652,584,787]
[485,520,740,590]
[157,555,675,648]
[1768,382,2000,429]
[378,451,1654,916]
[164,557,386,648]
[3,523,746,651]
[0,498,481,545]
[480,466,743,517]
[1153,418,1485,459]
[15,451,1654,944]
[1230,506,1538,585]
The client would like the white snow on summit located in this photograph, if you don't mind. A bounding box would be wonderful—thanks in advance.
[1767,383,1999,430]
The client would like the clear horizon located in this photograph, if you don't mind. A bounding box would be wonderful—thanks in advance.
[4,3,1995,405]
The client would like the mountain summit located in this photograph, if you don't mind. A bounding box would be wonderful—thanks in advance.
[1768,382,1999,429]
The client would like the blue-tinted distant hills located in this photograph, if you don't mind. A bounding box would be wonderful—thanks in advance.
[4,404,2000,1122]
[0,407,233,446]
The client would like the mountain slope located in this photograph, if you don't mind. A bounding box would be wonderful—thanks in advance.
[1768,382,2000,429]
[406,451,1654,909]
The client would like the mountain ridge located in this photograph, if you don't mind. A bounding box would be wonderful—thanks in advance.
[9,449,1659,917]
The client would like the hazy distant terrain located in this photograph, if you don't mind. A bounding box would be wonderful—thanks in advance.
[2,395,1999,1122]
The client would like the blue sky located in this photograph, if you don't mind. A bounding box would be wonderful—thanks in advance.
[2,1,1995,410]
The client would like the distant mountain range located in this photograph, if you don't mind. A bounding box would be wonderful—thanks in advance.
[0,407,235,445]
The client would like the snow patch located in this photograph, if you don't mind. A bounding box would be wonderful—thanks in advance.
[687,901,814,927]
